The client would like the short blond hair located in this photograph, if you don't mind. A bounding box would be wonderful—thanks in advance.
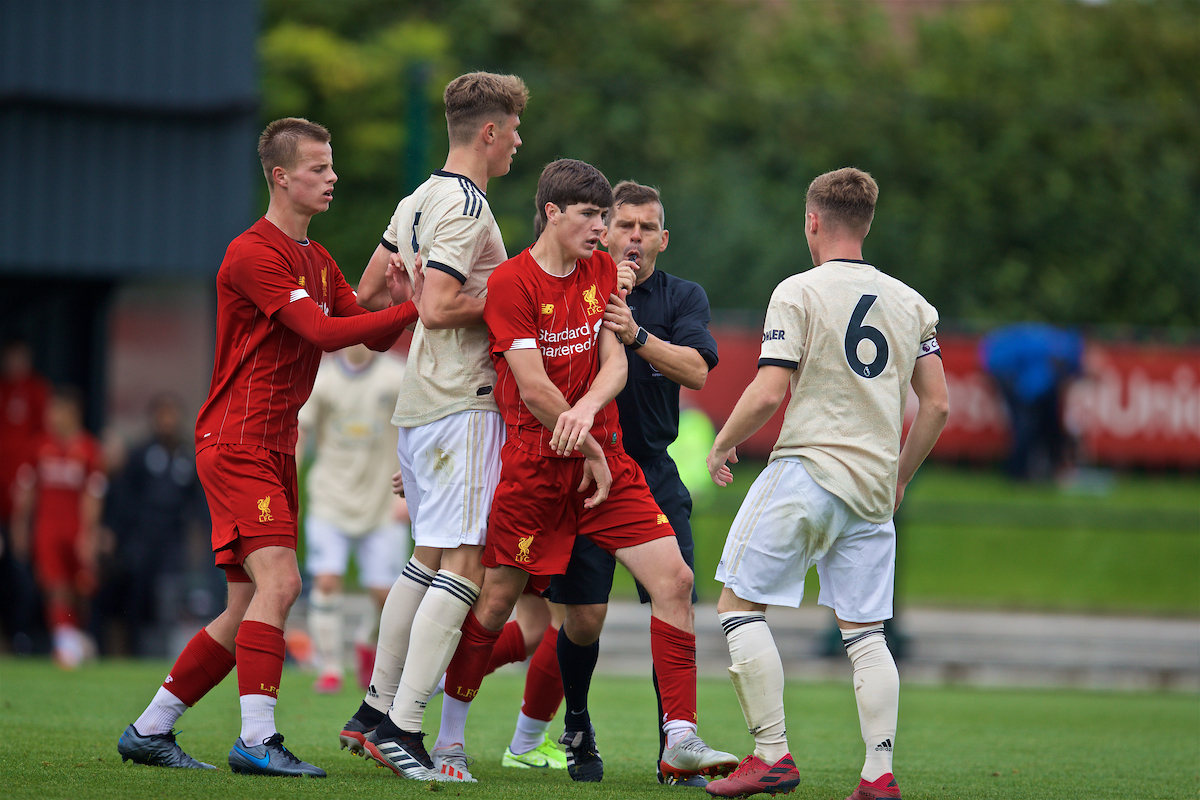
[444,72,529,146]
[258,117,330,188]
[806,167,878,232]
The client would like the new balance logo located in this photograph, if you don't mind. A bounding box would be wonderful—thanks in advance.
[875,739,893,752]
[656,513,669,525]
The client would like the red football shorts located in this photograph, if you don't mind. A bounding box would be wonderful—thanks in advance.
[197,444,298,583]
[33,524,96,596]
[484,441,675,577]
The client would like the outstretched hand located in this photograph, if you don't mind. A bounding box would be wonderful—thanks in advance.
[385,253,424,307]
[707,443,738,487]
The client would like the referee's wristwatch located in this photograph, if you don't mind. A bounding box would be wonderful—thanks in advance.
[629,326,649,350]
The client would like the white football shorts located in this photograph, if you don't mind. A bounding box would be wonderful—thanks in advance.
[716,457,896,623]
[304,514,411,590]
[396,409,504,549]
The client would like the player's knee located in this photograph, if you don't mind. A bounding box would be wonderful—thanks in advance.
[259,570,303,609]
[476,589,517,631]
[564,604,606,643]
[671,561,694,600]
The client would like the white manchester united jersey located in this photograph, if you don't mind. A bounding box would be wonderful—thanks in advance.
[382,170,507,427]
[759,259,939,523]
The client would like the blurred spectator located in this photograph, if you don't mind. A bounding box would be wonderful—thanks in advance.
[96,393,210,657]
[979,323,1085,481]
[0,337,51,654]
[297,345,410,693]
[10,385,107,668]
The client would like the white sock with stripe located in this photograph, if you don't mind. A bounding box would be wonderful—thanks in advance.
[719,611,789,764]
[842,624,898,782]
[365,558,435,713]
[389,570,479,732]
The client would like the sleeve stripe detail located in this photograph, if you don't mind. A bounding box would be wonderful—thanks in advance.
[758,357,798,369]
[289,288,310,303]
[510,338,538,350]
[426,260,467,284]
[380,236,399,253]
[457,177,483,218]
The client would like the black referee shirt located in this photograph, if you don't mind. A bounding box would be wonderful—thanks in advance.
[614,268,719,464]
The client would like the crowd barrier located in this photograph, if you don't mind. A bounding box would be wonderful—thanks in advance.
[686,330,1200,469]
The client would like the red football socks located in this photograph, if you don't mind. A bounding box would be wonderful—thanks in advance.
[484,619,527,675]
[650,615,697,725]
[235,620,285,698]
[521,623,564,722]
[164,628,236,706]
[444,610,501,703]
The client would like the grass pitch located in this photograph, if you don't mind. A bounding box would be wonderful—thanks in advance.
[1,658,1196,799]
[633,464,1200,615]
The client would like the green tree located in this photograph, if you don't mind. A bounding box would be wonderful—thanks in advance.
[258,0,1200,329]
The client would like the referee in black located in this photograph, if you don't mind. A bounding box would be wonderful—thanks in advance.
[543,181,720,786]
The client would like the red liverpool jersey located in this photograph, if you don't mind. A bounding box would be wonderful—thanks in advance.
[27,431,105,542]
[195,218,361,455]
[484,248,623,458]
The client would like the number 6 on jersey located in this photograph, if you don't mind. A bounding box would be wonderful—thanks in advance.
[845,294,889,378]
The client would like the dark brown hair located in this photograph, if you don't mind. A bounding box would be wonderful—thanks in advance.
[534,159,613,233]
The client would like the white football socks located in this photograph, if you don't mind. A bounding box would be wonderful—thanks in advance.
[719,611,789,764]
[434,695,473,751]
[663,718,698,750]
[842,624,898,782]
[365,558,435,713]
[509,711,551,755]
[133,686,188,736]
[238,693,277,747]
[308,587,344,677]
[388,570,479,732]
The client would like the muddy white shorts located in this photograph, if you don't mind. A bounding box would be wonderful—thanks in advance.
[715,457,895,623]
[396,409,504,549]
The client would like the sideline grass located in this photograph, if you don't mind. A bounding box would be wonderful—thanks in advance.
[1,658,1195,799]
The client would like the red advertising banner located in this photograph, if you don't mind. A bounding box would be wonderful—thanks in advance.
[686,329,1200,469]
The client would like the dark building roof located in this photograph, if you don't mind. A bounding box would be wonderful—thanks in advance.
[0,0,259,278]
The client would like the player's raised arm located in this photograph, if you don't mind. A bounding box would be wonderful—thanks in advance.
[274,294,417,352]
